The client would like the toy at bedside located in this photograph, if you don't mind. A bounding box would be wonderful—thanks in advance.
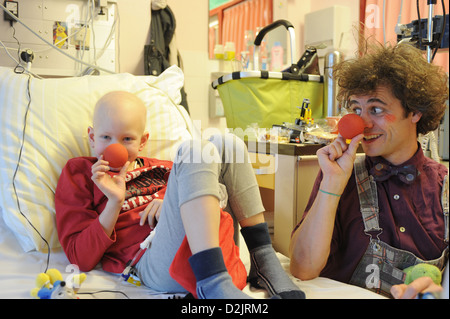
[30,268,86,299]
[404,263,442,285]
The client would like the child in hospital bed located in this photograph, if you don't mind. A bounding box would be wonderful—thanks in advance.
[55,91,305,299]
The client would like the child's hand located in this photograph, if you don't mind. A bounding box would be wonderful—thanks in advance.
[139,199,164,228]
[91,156,130,204]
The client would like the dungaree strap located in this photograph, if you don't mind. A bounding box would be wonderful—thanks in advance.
[442,175,449,243]
[354,156,382,234]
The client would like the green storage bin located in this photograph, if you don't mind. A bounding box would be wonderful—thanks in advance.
[212,71,323,129]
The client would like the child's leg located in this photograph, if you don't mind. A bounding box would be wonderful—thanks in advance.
[208,133,305,299]
[136,138,251,298]
[180,195,220,255]
[240,221,305,299]
[174,140,251,298]
[181,195,251,299]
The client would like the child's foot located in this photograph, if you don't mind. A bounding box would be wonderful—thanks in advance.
[241,223,306,299]
[189,247,251,299]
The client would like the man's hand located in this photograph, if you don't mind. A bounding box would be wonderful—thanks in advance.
[316,134,363,195]
[139,198,164,228]
[317,134,363,176]
[390,277,443,299]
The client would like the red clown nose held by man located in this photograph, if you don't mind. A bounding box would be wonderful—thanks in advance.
[338,113,365,139]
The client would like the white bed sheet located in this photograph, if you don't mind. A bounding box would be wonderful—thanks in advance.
[0,212,385,299]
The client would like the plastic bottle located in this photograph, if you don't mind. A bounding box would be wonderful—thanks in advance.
[224,42,235,61]
[214,44,224,59]
[260,36,268,71]
[270,41,283,71]
[243,30,254,69]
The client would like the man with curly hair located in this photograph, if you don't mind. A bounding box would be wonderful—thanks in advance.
[290,42,449,298]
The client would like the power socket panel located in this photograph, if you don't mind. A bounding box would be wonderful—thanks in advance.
[71,25,91,48]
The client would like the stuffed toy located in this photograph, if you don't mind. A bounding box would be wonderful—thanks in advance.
[30,268,86,299]
[403,263,442,285]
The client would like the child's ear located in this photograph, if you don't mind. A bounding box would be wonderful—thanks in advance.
[139,131,150,151]
[88,126,95,148]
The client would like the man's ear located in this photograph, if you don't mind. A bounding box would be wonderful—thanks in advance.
[88,126,95,148]
[411,111,422,124]
[139,131,150,152]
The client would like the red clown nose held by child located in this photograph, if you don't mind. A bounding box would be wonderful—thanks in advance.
[103,143,128,170]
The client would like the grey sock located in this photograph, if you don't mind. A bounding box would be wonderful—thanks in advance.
[189,247,252,299]
[241,223,306,299]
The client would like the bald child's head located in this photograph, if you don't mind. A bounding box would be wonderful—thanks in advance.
[88,91,149,169]
[93,91,147,134]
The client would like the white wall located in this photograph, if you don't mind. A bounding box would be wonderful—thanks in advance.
[168,0,225,133]
[116,0,151,75]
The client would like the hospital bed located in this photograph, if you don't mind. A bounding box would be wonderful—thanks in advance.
[0,65,384,299]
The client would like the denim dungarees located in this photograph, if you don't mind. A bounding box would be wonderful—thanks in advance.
[348,157,449,297]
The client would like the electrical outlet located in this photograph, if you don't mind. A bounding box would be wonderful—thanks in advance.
[3,0,19,22]
[71,25,91,49]
[74,27,87,42]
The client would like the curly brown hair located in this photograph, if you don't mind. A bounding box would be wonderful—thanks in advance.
[333,42,448,135]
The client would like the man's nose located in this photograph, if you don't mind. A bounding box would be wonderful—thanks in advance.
[359,112,373,130]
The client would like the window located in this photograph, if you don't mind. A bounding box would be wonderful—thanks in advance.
[209,0,273,59]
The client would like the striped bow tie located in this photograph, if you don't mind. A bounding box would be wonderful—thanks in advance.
[370,163,419,184]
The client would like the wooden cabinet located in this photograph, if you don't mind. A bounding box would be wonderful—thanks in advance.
[247,142,322,256]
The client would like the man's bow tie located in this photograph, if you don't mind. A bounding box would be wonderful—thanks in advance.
[370,163,419,184]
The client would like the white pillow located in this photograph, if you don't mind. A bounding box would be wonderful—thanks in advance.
[0,65,194,252]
